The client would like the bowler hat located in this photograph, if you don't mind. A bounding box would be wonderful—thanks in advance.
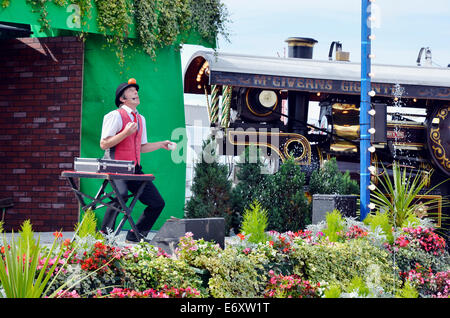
[115,82,139,107]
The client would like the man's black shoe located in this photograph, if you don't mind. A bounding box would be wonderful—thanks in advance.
[125,230,151,244]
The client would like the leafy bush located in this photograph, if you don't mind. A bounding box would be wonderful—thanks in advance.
[175,232,221,269]
[231,146,268,217]
[264,270,321,298]
[0,219,107,298]
[323,210,345,242]
[401,264,450,298]
[346,276,371,297]
[74,209,103,241]
[240,200,269,244]
[291,239,401,294]
[258,158,310,232]
[305,211,370,244]
[308,158,358,195]
[384,226,450,273]
[95,286,202,298]
[364,211,394,244]
[43,235,128,297]
[396,280,419,298]
[323,284,342,298]
[2,206,449,298]
[200,246,266,298]
[122,242,204,294]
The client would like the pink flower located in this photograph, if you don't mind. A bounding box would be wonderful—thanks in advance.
[242,247,251,255]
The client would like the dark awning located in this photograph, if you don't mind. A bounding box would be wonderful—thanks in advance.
[184,51,450,101]
[0,22,32,39]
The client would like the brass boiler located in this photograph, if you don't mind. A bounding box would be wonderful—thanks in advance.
[330,103,360,153]
[323,101,435,185]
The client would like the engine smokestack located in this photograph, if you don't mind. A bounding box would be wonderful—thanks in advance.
[284,37,318,136]
[285,37,318,59]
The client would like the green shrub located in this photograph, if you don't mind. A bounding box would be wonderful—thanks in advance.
[122,242,204,293]
[185,139,236,234]
[175,232,221,269]
[323,210,345,242]
[308,158,358,195]
[396,281,419,298]
[258,158,310,232]
[346,276,371,297]
[323,284,342,298]
[240,200,269,244]
[200,246,266,298]
[392,244,450,274]
[364,211,394,244]
[74,209,103,241]
[232,146,268,218]
[291,239,400,294]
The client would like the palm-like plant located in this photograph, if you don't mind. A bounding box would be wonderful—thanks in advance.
[0,215,114,298]
[0,231,64,298]
[369,161,448,229]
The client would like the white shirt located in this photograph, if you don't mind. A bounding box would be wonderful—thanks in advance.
[101,105,148,145]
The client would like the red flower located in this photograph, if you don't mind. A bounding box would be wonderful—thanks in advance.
[237,233,245,240]
[53,231,63,238]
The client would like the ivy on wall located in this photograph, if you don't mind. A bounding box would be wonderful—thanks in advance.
[12,0,230,65]
[189,0,230,45]
[94,0,133,65]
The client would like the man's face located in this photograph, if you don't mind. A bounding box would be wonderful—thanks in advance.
[120,86,140,106]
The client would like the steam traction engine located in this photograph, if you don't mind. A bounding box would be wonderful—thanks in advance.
[184,37,450,226]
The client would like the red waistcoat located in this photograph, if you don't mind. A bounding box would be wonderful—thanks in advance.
[110,107,143,165]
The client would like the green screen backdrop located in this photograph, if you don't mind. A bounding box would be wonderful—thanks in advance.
[81,34,187,231]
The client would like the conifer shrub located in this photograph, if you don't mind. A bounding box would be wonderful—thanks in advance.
[184,139,236,234]
[231,146,268,221]
[240,200,269,244]
[257,158,311,232]
[308,158,358,195]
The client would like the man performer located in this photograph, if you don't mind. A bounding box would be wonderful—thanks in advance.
[99,79,173,243]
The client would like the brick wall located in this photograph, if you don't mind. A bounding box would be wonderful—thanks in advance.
[0,36,84,231]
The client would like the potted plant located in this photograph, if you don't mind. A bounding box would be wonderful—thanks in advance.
[308,158,359,224]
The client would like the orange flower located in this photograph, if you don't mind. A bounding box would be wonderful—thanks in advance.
[237,233,245,240]
[53,231,63,238]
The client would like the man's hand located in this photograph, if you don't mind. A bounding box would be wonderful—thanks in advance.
[100,122,137,150]
[159,140,174,150]
[123,122,138,137]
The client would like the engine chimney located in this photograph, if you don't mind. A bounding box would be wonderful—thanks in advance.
[285,37,318,59]
[285,37,317,135]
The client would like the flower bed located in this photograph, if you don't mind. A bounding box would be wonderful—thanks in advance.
[1,215,449,298]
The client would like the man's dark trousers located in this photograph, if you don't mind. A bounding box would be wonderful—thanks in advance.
[100,165,165,237]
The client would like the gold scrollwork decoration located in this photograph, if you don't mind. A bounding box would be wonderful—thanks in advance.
[429,106,449,172]
[227,130,311,164]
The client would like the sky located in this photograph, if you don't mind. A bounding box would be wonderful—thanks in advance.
[181,0,450,106]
